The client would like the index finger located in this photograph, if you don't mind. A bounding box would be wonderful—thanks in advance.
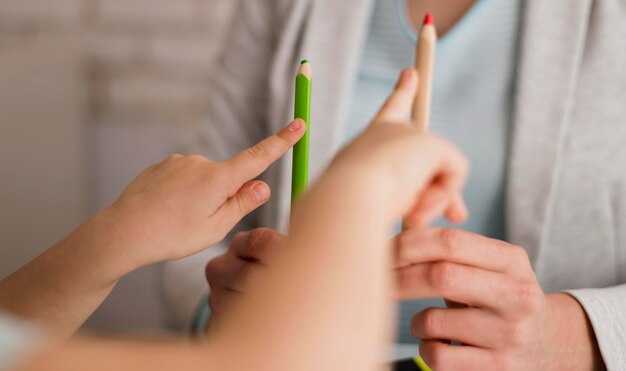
[394,228,532,278]
[372,68,419,125]
[224,119,306,187]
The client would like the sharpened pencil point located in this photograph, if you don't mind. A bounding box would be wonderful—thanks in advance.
[423,13,434,26]
[297,60,313,79]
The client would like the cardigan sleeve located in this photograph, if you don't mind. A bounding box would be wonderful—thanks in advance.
[567,285,626,370]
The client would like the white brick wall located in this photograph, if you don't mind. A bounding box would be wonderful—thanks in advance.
[0,0,239,126]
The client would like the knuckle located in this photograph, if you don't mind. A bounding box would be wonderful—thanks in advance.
[206,163,231,188]
[429,262,458,292]
[438,228,465,255]
[248,228,269,244]
[247,229,268,255]
[510,245,530,265]
[247,228,280,258]
[514,282,543,315]
[246,143,270,163]
[500,320,529,348]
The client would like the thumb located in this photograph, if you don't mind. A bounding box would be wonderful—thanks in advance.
[214,181,271,230]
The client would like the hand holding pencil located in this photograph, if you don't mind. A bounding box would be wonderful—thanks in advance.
[404,13,468,229]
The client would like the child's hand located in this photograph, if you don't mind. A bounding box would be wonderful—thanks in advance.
[204,70,469,339]
[328,69,469,225]
[106,119,306,271]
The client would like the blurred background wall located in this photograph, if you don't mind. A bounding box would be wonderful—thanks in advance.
[0,0,238,333]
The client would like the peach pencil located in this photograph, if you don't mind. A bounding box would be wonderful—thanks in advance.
[412,13,437,132]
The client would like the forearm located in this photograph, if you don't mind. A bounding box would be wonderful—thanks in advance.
[15,336,220,371]
[0,208,132,338]
[211,167,394,371]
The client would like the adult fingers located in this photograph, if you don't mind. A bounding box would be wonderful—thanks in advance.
[420,341,496,371]
[411,138,469,212]
[404,186,467,228]
[205,250,263,293]
[228,231,253,259]
[206,253,244,292]
[373,69,419,124]
[394,228,532,277]
[235,228,286,263]
[223,119,306,189]
[395,261,542,317]
[412,307,506,348]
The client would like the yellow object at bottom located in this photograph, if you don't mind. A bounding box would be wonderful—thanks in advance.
[414,356,433,371]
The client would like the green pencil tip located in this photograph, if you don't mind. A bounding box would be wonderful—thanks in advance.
[301,59,309,64]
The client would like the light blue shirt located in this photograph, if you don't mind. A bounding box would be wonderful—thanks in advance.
[343,0,522,343]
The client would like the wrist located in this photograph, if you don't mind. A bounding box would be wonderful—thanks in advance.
[545,293,605,370]
[68,207,140,284]
[320,163,398,221]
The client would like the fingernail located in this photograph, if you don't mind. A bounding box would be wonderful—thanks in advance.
[288,119,304,132]
[251,183,270,202]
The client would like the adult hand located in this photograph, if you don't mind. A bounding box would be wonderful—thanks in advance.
[105,119,305,273]
[394,227,604,370]
[206,228,286,319]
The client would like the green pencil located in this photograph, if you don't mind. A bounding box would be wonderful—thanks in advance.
[291,60,312,207]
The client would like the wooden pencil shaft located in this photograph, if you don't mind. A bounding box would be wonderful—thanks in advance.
[404,20,437,230]
[412,25,437,132]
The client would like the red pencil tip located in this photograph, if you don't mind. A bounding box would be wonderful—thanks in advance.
[423,13,434,26]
